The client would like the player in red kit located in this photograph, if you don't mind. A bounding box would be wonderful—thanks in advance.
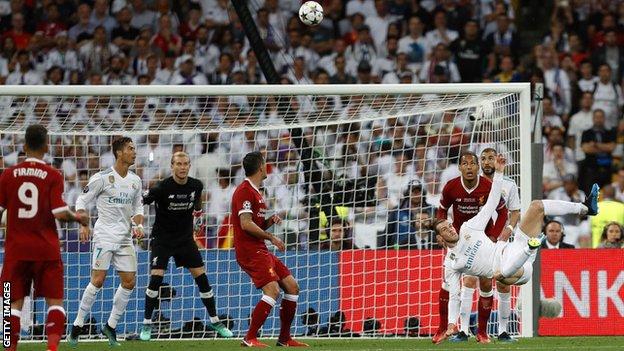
[232,151,308,348]
[432,151,508,344]
[0,125,88,351]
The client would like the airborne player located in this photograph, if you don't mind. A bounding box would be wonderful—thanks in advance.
[433,151,508,344]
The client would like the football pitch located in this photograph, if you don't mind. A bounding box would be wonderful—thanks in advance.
[17,337,624,350]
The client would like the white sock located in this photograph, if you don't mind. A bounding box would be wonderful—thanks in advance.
[74,283,101,327]
[497,292,511,335]
[108,285,133,329]
[542,200,586,216]
[459,287,475,334]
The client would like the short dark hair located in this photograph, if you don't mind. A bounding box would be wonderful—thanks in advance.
[25,124,48,152]
[112,136,133,159]
[459,151,479,164]
[243,151,264,176]
[480,147,497,155]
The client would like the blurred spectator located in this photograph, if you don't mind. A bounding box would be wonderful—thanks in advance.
[419,43,460,83]
[597,221,623,249]
[613,167,624,203]
[398,16,427,73]
[546,175,589,247]
[543,147,578,194]
[112,7,140,54]
[3,12,31,50]
[492,55,522,83]
[591,64,623,128]
[424,10,458,53]
[69,3,95,43]
[346,0,376,18]
[379,181,434,249]
[79,26,120,74]
[130,0,158,31]
[322,217,356,251]
[345,24,377,65]
[541,220,575,249]
[329,54,356,84]
[541,48,571,118]
[591,185,624,248]
[6,50,42,85]
[450,20,486,83]
[91,0,117,35]
[580,109,616,191]
[591,29,624,82]
[171,55,207,85]
[577,61,597,92]
[567,92,594,164]
[364,0,391,52]
[151,14,182,56]
[484,14,520,60]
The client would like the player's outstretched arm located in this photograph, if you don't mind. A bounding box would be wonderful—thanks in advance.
[465,155,507,231]
[240,212,285,252]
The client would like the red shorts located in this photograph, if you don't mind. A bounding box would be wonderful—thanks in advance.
[237,251,291,289]
[0,259,64,300]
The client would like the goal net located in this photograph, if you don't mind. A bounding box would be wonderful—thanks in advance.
[0,84,532,340]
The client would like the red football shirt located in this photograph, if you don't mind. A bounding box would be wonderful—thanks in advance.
[437,175,508,238]
[0,158,67,261]
[231,179,269,258]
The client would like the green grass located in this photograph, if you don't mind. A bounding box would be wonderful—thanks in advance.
[16,337,624,350]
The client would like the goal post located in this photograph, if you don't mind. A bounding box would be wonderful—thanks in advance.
[0,83,535,339]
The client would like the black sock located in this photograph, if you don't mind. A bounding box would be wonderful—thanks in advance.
[195,273,217,318]
[144,275,164,321]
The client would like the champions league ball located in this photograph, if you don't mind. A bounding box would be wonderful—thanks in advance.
[299,1,324,26]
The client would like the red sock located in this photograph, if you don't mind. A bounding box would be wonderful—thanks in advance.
[245,296,275,341]
[46,307,66,351]
[438,288,449,332]
[279,296,298,342]
[478,295,493,335]
[8,312,21,351]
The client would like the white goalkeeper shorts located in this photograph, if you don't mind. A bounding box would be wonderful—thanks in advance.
[91,242,137,272]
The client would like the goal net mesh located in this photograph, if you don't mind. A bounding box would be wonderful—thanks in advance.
[0,89,522,339]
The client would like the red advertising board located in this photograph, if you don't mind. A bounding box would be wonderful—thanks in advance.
[539,249,624,336]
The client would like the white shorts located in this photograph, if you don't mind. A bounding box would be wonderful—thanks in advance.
[442,251,453,291]
[494,228,536,285]
[92,242,137,272]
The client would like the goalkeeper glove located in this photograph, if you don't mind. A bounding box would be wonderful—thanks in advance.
[193,210,205,236]
[132,222,144,239]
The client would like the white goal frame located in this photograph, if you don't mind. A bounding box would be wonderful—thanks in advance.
[0,83,534,338]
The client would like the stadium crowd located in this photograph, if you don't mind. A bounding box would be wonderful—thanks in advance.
[0,0,623,250]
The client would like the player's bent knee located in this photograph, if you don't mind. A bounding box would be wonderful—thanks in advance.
[529,200,544,214]
[121,281,135,290]
[90,277,105,289]
[262,282,281,299]
[479,277,493,291]
[463,275,478,288]
[496,281,511,293]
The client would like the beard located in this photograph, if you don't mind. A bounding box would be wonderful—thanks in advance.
[482,166,495,176]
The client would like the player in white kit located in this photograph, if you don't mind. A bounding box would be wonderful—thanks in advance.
[68,137,144,346]
[433,154,600,341]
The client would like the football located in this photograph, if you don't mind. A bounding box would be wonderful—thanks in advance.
[299,1,324,26]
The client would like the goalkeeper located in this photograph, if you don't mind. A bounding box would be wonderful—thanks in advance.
[140,152,232,340]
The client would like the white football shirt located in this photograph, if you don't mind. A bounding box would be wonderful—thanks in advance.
[76,167,143,245]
